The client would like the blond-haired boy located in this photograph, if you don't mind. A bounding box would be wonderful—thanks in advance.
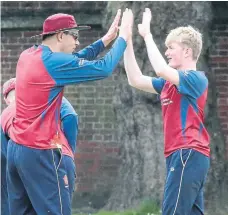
[124,8,210,215]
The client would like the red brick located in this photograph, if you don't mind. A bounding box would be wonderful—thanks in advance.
[219,44,228,49]
[217,86,228,93]
[219,112,228,117]
[3,44,22,50]
[212,57,228,63]
[221,123,228,129]
[104,148,114,153]
[1,51,10,57]
[215,74,228,81]
[75,183,94,192]
[218,98,228,105]
[77,141,99,148]
[74,152,100,160]
[113,147,120,153]
[1,2,20,7]
[23,31,41,37]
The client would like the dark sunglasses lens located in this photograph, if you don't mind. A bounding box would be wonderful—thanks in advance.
[64,31,79,40]
[69,31,78,40]
[73,34,78,40]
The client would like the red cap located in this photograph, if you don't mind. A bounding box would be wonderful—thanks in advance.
[3,78,16,100]
[32,13,91,37]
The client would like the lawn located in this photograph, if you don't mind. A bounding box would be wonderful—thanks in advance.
[72,200,161,215]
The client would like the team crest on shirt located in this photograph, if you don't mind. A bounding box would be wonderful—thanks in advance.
[63,175,69,188]
[183,70,189,76]
[79,59,85,66]
[161,98,173,106]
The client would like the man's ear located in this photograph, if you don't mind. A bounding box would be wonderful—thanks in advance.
[56,32,64,42]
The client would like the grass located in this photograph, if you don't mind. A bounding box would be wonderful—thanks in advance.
[72,199,161,215]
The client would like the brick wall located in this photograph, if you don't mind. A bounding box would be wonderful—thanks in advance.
[209,22,228,158]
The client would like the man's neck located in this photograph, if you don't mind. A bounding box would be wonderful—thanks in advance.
[177,61,197,71]
[42,41,60,53]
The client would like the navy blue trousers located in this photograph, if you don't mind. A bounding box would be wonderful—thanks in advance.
[64,155,76,202]
[1,128,9,215]
[162,149,210,215]
[7,140,72,215]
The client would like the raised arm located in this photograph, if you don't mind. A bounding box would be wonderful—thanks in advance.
[124,39,159,94]
[124,10,161,94]
[138,8,179,86]
[45,9,133,86]
[75,9,121,60]
[74,39,105,61]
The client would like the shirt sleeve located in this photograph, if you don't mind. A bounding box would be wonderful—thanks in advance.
[60,97,79,153]
[60,97,77,119]
[1,127,9,157]
[74,39,105,61]
[152,77,166,94]
[177,71,208,98]
[43,37,126,86]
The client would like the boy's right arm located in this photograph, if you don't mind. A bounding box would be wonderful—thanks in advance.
[124,39,160,94]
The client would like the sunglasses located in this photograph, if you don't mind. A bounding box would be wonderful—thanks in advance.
[63,30,79,41]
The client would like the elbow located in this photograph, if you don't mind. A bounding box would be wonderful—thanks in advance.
[128,79,139,88]
[156,70,163,77]
[155,65,169,77]
[103,66,113,77]
[106,68,113,77]
[129,82,137,89]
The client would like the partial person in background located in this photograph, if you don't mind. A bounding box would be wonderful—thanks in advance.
[1,78,79,214]
[1,78,16,215]
[60,96,79,201]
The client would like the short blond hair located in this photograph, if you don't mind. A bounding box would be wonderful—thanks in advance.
[165,26,202,60]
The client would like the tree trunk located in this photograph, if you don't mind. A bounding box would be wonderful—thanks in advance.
[103,2,228,214]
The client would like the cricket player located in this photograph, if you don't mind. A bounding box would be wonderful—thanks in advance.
[124,8,210,215]
[60,96,79,201]
[1,78,79,214]
[1,78,16,215]
[7,9,132,215]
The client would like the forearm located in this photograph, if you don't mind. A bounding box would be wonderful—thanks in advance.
[144,34,169,76]
[124,39,143,86]
[101,36,113,47]
[51,37,127,85]
[124,39,160,94]
[74,39,105,60]
[99,36,127,75]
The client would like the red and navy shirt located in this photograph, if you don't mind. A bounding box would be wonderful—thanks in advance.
[152,70,210,158]
[10,37,126,150]
[1,103,15,138]
[0,103,15,157]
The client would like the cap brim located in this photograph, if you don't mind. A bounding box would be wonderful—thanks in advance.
[31,25,91,38]
[73,26,91,31]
